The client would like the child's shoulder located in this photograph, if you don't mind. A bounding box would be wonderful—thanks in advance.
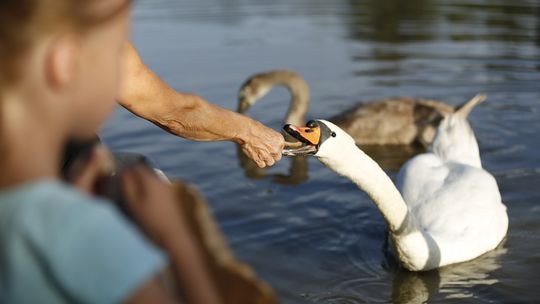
[0,180,166,303]
[0,179,139,255]
[0,179,119,226]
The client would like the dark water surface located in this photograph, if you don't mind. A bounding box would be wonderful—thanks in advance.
[101,0,540,302]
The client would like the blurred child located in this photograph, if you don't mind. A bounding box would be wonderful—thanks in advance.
[0,0,221,303]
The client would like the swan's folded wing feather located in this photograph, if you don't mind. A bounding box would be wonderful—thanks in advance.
[396,153,447,209]
[398,157,507,249]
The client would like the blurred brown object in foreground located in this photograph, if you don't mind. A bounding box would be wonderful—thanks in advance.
[172,182,278,304]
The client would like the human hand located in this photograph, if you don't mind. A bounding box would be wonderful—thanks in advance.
[239,121,284,168]
[121,165,184,248]
[69,144,115,194]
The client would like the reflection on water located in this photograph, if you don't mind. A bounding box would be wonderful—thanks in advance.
[101,0,540,302]
[236,145,309,185]
[345,0,437,43]
[391,245,507,303]
[237,144,421,183]
[304,241,507,303]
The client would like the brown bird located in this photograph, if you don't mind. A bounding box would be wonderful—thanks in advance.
[238,70,456,148]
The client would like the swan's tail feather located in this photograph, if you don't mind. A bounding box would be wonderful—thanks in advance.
[455,93,486,118]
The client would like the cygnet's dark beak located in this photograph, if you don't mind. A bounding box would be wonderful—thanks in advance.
[237,96,251,113]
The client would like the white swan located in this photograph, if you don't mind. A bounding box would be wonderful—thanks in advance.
[282,94,508,271]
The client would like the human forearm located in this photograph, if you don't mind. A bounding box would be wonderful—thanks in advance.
[118,43,254,142]
[117,43,284,167]
[143,92,270,144]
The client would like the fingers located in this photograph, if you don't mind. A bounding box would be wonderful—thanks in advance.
[240,123,285,167]
[122,165,161,203]
[271,144,282,162]
[242,141,283,168]
[261,137,283,167]
[271,132,284,163]
[284,141,303,148]
[121,166,144,207]
[72,145,114,193]
[242,145,275,168]
[244,147,266,168]
[121,165,164,222]
[263,154,275,167]
[257,151,277,168]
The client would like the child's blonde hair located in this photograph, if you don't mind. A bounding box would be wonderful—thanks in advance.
[0,0,130,157]
[0,0,131,88]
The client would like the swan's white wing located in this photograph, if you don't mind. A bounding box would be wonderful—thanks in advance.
[397,154,507,258]
[396,153,447,210]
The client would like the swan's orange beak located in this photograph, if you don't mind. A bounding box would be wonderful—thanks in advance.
[283,124,320,145]
[283,122,322,156]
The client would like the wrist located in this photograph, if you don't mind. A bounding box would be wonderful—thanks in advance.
[231,116,259,145]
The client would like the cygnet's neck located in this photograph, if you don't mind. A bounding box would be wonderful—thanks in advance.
[263,71,309,126]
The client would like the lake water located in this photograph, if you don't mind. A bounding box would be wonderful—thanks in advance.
[101,0,540,302]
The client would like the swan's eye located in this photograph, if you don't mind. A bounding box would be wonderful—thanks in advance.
[306,120,318,128]
[331,132,336,137]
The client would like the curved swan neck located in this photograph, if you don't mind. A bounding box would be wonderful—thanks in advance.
[320,144,418,235]
[261,71,310,125]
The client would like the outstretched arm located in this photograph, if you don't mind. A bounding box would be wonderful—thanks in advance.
[117,43,283,167]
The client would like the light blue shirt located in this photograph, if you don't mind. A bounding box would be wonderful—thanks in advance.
[0,180,166,303]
